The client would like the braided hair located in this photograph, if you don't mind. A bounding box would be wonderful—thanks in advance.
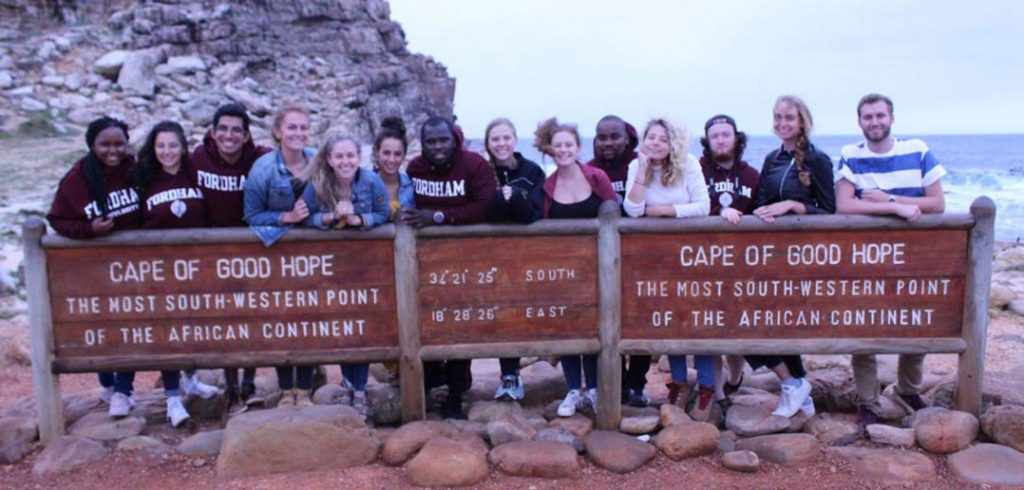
[775,95,814,187]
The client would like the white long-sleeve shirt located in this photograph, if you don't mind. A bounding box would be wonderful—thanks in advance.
[623,154,711,218]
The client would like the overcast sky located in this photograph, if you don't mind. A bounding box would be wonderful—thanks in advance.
[389,0,1024,138]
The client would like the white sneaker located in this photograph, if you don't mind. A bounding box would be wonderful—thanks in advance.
[108,392,132,418]
[99,386,113,405]
[584,388,598,411]
[557,389,583,417]
[166,396,191,427]
[800,395,816,417]
[772,378,811,418]
[184,375,219,399]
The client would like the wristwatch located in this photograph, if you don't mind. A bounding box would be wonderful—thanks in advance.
[432,211,445,224]
[888,195,896,203]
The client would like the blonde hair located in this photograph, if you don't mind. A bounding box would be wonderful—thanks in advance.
[484,117,517,185]
[533,117,580,158]
[774,95,814,185]
[270,100,310,146]
[642,118,689,188]
[304,133,361,211]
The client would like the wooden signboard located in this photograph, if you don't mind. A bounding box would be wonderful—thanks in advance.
[621,230,967,340]
[417,235,598,345]
[46,240,398,359]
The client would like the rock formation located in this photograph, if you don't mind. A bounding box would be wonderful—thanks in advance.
[0,0,455,146]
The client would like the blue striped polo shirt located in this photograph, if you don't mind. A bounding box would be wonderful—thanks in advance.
[836,138,946,197]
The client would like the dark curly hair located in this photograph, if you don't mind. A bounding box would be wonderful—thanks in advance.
[133,120,189,197]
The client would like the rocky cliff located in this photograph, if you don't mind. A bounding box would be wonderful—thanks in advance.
[0,0,455,146]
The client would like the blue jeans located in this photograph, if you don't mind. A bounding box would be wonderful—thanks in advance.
[561,355,597,390]
[668,355,715,386]
[97,372,135,396]
[341,363,369,391]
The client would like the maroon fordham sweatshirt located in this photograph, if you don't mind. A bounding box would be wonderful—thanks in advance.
[700,156,761,215]
[141,164,209,229]
[47,157,141,238]
[405,130,496,225]
[189,130,271,227]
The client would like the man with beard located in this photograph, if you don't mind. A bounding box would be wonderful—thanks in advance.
[190,103,272,416]
[401,116,497,419]
[836,93,947,428]
[584,115,652,406]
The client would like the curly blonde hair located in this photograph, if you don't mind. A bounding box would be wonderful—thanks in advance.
[642,118,689,188]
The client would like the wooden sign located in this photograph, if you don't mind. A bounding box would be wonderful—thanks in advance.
[417,235,598,344]
[47,240,398,358]
[621,230,967,339]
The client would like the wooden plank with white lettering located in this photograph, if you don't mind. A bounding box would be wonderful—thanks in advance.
[417,236,599,345]
[47,240,398,359]
[621,230,967,339]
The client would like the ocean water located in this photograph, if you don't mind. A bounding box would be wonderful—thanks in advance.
[467,134,1024,242]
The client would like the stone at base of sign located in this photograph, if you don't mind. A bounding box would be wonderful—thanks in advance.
[980,405,1024,453]
[406,436,489,487]
[947,443,1024,486]
[721,450,759,472]
[914,408,979,454]
[381,420,458,466]
[584,430,656,474]
[367,383,401,425]
[67,412,146,441]
[488,440,581,479]
[535,427,584,453]
[117,435,171,454]
[468,400,524,424]
[802,414,860,446]
[736,433,821,467]
[31,435,108,477]
[655,422,719,460]
[866,424,916,448]
[487,413,537,446]
[0,415,37,461]
[619,415,660,435]
[176,429,224,457]
[215,405,379,478]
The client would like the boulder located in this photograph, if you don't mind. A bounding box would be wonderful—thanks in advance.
[990,283,1014,308]
[467,400,522,424]
[117,47,166,97]
[655,422,719,460]
[535,427,584,453]
[736,433,820,467]
[866,424,915,448]
[801,414,858,446]
[546,413,593,438]
[725,404,791,437]
[367,383,401,425]
[980,404,1024,452]
[67,412,145,441]
[914,409,978,454]
[619,415,660,435]
[0,415,38,460]
[828,447,936,483]
[660,403,690,427]
[312,383,348,405]
[176,430,223,457]
[0,71,12,89]
[948,443,1024,486]
[721,450,759,472]
[155,55,207,75]
[487,440,580,479]
[216,405,379,478]
[184,393,227,420]
[117,435,171,455]
[486,413,536,446]
[94,50,128,78]
[584,430,656,474]
[381,420,457,465]
[406,437,489,487]
[31,436,108,477]
[224,84,272,117]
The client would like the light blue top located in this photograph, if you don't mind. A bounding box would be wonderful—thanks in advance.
[301,167,392,230]
[242,147,316,246]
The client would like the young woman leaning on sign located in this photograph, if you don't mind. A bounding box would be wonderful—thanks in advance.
[299,133,390,417]
[622,118,723,421]
[747,95,836,418]
[133,121,221,427]
[243,101,317,407]
[535,118,619,417]
[47,116,142,419]
[483,117,545,402]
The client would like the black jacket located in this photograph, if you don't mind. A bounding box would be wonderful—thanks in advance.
[753,143,835,214]
[486,152,544,224]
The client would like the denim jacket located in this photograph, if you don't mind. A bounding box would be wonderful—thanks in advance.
[301,168,392,230]
[243,147,316,246]
[374,170,416,212]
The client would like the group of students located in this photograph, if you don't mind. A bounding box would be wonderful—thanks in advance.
[48,92,945,428]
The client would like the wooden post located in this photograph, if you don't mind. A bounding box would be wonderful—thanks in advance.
[394,220,425,422]
[23,217,64,442]
[596,201,622,430]
[956,196,995,415]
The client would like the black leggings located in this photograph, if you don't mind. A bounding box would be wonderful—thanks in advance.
[744,355,806,379]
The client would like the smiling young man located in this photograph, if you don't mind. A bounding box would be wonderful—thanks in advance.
[586,115,639,199]
[836,93,947,427]
[400,116,497,419]
[189,103,272,415]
